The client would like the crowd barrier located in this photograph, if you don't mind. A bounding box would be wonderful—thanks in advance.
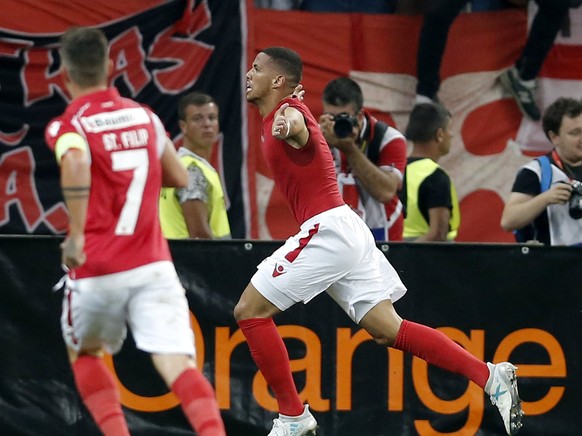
[1,236,580,435]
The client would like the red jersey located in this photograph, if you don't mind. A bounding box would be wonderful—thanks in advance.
[45,88,171,279]
[261,97,345,225]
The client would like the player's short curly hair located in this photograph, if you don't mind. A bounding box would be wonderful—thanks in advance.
[261,47,302,88]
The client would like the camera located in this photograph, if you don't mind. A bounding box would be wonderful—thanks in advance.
[333,113,358,138]
[569,180,582,219]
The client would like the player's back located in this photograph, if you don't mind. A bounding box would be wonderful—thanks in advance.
[47,88,171,278]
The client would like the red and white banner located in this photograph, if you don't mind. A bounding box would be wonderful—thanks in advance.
[247,6,582,242]
[0,0,252,238]
[2,4,581,241]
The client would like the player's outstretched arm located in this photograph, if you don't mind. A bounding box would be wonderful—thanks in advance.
[272,103,309,149]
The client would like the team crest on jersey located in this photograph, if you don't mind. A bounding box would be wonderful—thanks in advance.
[272,263,286,277]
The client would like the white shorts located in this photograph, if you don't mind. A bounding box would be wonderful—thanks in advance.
[62,261,195,356]
[251,205,407,323]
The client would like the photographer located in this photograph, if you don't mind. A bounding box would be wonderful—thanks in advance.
[501,97,582,246]
[319,77,407,241]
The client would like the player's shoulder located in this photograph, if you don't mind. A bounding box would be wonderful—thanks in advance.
[45,115,74,148]
[284,96,308,113]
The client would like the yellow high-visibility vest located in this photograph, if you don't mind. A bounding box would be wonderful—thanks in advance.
[159,152,230,239]
[403,158,460,240]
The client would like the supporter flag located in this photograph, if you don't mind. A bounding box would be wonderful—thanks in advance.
[0,0,252,238]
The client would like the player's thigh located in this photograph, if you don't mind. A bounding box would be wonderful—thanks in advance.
[327,241,406,324]
[62,282,128,354]
[127,274,195,356]
[254,210,365,307]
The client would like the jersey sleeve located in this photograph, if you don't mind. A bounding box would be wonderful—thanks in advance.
[377,130,407,179]
[420,168,453,209]
[44,117,88,164]
[176,165,209,204]
[511,167,541,196]
[148,110,170,158]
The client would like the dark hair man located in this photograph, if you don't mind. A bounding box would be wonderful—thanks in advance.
[501,97,582,245]
[159,92,231,239]
[234,46,523,436]
[319,77,407,241]
[402,102,460,241]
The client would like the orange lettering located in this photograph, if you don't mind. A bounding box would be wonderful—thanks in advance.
[214,327,246,409]
[387,348,405,411]
[336,328,372,410]
[493,328,566,415]
[101,319,567,428]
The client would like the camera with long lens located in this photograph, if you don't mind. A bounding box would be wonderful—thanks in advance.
[333,113,358,138]
[569,180,582,219]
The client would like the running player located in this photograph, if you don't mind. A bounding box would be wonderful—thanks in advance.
[45,26,225,436]
[234,46,523,436]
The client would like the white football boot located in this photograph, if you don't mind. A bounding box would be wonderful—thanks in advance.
[485,362,524,435]
[267,404,317,436]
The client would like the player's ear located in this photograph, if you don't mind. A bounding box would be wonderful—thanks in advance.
[273,74,285,88]
[435,127,444,143]
[548,130,560,147]
[179,118,189,136]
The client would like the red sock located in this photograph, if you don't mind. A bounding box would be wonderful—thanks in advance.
[393,320,490,389]
[238,318,304,416]
[171,368,226,436]
[72,355,130,436]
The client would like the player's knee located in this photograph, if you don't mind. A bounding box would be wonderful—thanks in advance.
[73,347,103,362]
[367,325,399,347]
[152,353,194,387]
[371,334,395,347]
[372,336,390,347]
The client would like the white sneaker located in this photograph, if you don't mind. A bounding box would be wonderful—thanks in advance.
[267,404,317,436]
[413,94,436,105]
[485,362,524,435]
[499,67,541,121]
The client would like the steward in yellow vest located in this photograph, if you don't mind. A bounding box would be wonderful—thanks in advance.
[159,92,231,239]
[403,157,460,240]
[401,103,460,241]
